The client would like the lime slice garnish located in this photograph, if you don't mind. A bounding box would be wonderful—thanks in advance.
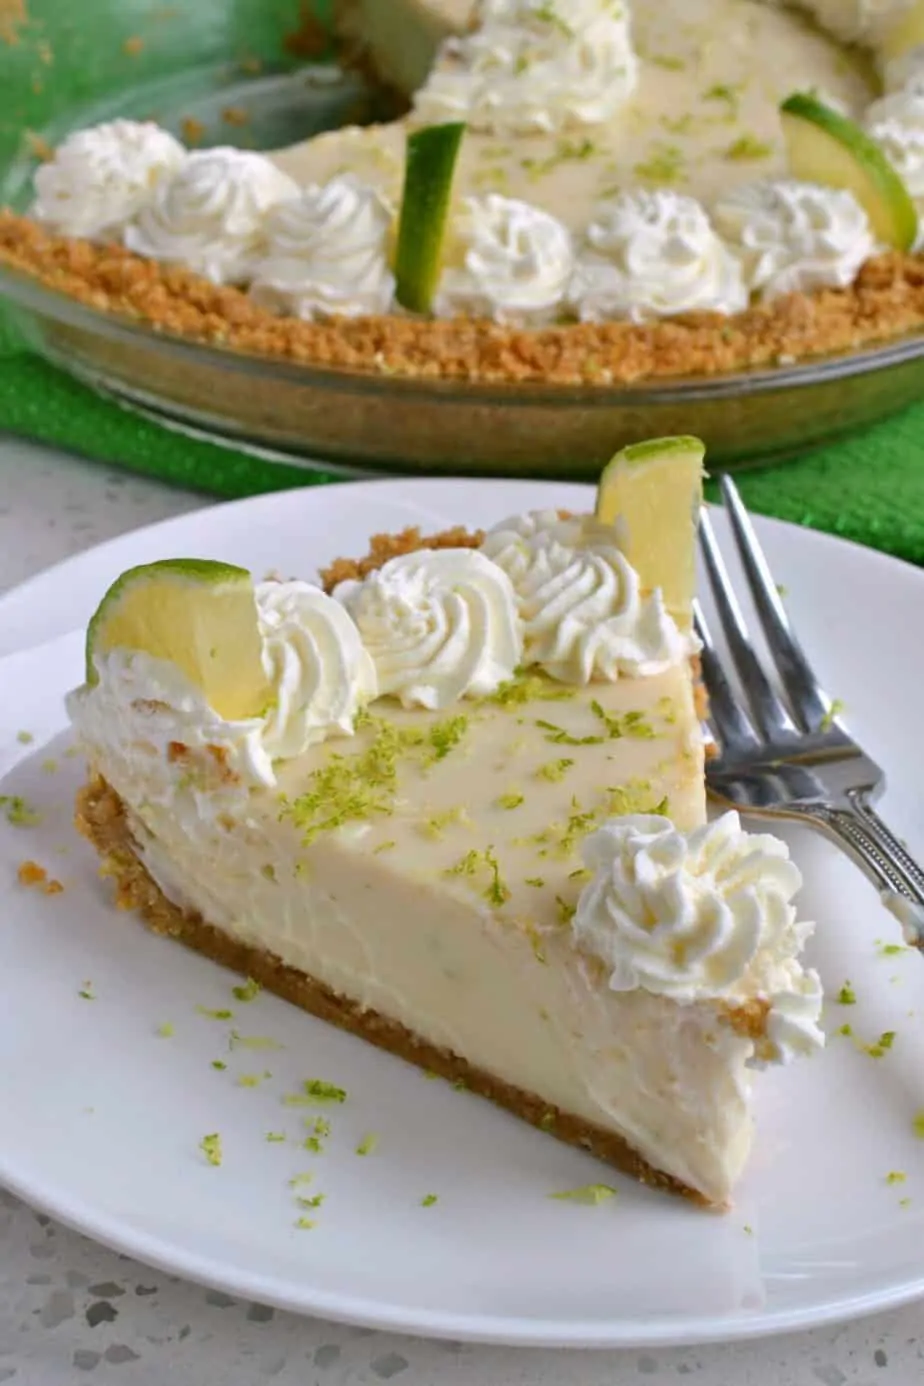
[780,92,918,251]
[85,558,273,720]
[395,121,467,314]
[595,436,705,624]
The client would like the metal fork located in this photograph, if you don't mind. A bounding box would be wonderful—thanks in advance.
[696,475,924,946]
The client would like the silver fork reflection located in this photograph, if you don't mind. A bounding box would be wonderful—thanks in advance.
[695,476,924,942]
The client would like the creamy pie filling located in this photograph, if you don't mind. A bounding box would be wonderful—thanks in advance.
[306,0,876,218]
[85,667,763,1204]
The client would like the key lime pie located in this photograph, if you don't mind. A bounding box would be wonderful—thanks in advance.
[68,438,825,1209]
[3,0,924,384]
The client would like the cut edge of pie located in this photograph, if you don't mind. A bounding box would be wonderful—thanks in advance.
[75,773,713,1205]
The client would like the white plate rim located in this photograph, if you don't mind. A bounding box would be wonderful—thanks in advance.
[4,1152,924,1350]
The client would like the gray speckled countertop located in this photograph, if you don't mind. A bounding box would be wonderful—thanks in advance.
[1,436,922,1385]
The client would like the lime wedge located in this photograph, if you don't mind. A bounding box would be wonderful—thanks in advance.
[395,122,466,314]
[881,1,924,61]
[85,558,273,720]
[780,92,918,250]
[595,436,705,624]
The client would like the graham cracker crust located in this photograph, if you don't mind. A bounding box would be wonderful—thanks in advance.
[4,210,924,387]
[318,523,484,589]
[75,773,712,1207]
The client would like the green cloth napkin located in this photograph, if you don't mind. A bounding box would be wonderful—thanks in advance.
[0,0,339,494]
[3,2,924,559]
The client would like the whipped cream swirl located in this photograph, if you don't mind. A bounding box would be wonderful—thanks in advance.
[763,970,827,1069]
[68,648,279,795]
[32,120,185,241]
[712,179,876,300]
[481,510,686,683]
[124,148,298,285]
[569,191,748,322]
[435,195,573,323]
[257,581,377,757]
[250,177,396,319]
[334,549,522,709]
[414,7,638,135]
[573,812,824,1063]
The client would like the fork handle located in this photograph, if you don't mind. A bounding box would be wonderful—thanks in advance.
[847,793,924,902]
[804,799,924,944]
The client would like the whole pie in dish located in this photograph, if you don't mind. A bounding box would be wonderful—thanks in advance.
[3,0,924,385]
[67,437,825,1208]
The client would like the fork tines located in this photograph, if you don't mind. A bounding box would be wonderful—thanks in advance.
[695,477,835,751]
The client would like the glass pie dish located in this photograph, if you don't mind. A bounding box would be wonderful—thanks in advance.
[3,65,924,481]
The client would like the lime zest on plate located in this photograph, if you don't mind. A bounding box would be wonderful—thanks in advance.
[229,1031,282,1051]
[550,1184,618,1204]
[232,977,261,1002]
[199,1133,222,1167]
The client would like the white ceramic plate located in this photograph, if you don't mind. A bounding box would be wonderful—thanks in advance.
[2,478,924,1350]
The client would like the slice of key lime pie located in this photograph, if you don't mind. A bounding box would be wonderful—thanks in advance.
[68,438,824,1208]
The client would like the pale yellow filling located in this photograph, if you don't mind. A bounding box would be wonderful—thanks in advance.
[274,0,876,229]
